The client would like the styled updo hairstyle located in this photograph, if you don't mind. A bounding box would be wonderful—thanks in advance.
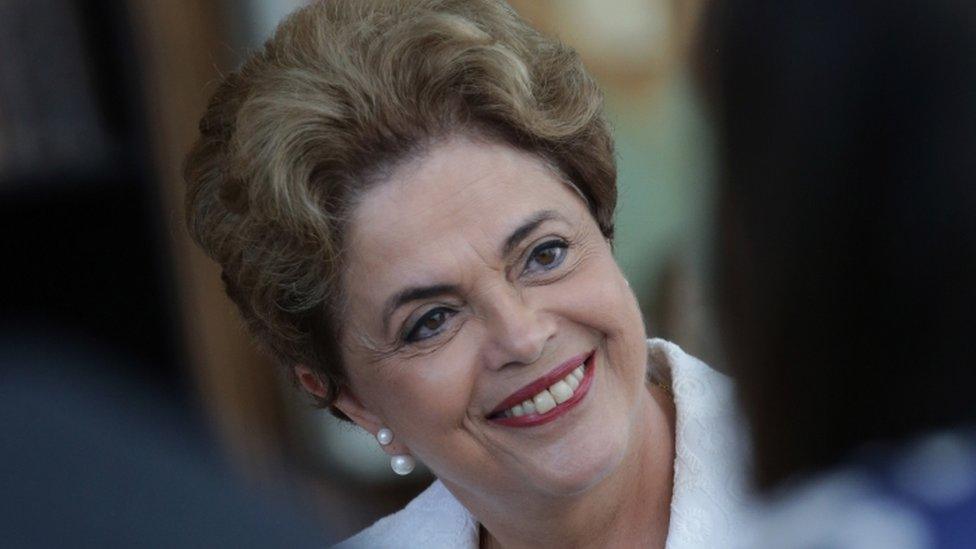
[184,0,616,415]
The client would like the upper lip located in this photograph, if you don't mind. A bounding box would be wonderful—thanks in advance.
[487,350,594,416]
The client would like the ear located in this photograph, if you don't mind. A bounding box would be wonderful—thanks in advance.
[334,388,413,456]
[295,365,411,455]
[332,388,383,434]
[294,365,329,399]
[294,364,382,430]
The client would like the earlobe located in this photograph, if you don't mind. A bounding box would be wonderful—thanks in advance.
[297,366,413,458]
[333,389,382,433]
[334,390,412,458]
[298,362,377,430]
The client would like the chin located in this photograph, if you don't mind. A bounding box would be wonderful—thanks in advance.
[524,411,634,498]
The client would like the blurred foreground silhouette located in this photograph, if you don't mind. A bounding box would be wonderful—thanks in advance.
[703,1,976,546]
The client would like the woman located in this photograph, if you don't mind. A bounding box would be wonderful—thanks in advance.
[702,0,976,546]
[185,1,744,547]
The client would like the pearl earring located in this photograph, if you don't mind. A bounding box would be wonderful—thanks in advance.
[376,427,393,446]
[390,454,415,476]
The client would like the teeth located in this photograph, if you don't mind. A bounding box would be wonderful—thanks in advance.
[549,380,573,404]
[533,390,557,414]
[566,373,580,390]
[502,363,588,418]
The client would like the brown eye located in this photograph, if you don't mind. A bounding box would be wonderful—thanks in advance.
[524,240,568,274]
[405,307,455,342]
[536,248,557,266]
[423,313,444,330]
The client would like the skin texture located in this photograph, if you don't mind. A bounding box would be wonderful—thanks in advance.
[298,136,674,547]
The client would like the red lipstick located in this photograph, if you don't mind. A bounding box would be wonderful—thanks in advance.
[488,350,596,428]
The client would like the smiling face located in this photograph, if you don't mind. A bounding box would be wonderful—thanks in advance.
[335,136,650,504]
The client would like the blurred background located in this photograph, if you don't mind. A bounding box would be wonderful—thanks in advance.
[0,0,714,542]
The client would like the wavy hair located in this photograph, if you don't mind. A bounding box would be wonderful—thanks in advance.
[184,0,616,415]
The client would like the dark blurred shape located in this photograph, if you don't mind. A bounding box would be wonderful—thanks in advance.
[702,0,976,491]
[0,338,330,548]
[0,0,185,399]
[0,1,333,545]
[0,0,113,181]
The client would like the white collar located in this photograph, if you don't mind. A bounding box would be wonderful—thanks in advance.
[337,338,748,548]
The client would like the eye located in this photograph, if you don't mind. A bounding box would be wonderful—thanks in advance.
[404,307,455,343]
[524,239,568,274]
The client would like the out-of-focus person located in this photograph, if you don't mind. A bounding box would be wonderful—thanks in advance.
[701,1,976,547]
[184,0,747,546]
[0,335,330,548]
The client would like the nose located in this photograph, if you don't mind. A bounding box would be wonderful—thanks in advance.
[482,289,556,370]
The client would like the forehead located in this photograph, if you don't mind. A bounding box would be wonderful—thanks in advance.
[343,138,587,296]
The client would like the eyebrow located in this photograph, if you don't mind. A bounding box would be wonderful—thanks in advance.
[501,209,562,257]
[381,209,564,334]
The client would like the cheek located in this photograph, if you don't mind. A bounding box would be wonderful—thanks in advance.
[543,249,647,378]
[563,250,642,334]
[360,345,480,438]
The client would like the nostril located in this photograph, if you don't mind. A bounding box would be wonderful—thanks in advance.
[483,297,556,369]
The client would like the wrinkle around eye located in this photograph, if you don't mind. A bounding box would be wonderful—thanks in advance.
[524,255,578,288]
[342,317,441,365]
[521,229,597,287]
[344,328,404,365]
[352,326,450,365]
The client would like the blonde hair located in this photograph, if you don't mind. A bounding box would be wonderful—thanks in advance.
[184,0,617,414]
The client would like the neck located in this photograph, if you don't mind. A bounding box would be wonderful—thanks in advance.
[460,384,676,549]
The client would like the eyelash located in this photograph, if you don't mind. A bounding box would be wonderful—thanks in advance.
[401,238,571,344]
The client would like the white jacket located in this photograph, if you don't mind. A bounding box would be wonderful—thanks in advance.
[338,339,749,548]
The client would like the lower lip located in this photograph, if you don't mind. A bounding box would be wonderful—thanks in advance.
[490,353,596,428]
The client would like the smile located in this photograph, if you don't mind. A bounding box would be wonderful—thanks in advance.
[487,350,596,427]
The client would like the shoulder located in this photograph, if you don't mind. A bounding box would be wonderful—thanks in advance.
[646,338,739,433]
[335,480,479,549]
[646,338,753,548]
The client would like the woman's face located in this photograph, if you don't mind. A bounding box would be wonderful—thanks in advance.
[338,137,649,502]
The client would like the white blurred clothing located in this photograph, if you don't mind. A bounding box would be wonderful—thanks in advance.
[738,429,976,549]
